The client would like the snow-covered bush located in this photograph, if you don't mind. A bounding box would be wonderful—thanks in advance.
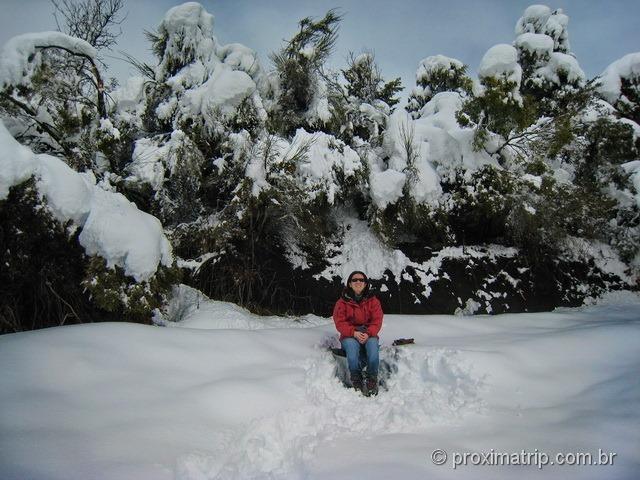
[0,180,92,333]
[407,55,473,118]
[1,1,638,327]
[515,5,570,54]
[82,256,181,324]
[142,2,265,134]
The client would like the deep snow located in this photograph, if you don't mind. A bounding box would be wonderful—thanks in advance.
[0,289,639,480]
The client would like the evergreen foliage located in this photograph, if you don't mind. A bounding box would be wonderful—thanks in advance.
[1,2,639,329]
[269,9,342,136]
[326,52,402,144]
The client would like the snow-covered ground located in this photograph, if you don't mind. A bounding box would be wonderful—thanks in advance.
[1,289,639,480]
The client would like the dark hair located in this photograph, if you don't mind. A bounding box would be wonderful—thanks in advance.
[343,270,370,299]
[346,270,368,285]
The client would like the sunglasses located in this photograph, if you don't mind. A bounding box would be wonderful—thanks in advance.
[350,278,367,283]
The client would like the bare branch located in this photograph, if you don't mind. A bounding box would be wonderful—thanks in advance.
[51,0,126,51]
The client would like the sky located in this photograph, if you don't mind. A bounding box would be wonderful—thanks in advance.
[1,0,639,100]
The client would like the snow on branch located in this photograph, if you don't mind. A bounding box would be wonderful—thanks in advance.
[0,31,106,118]
[0,119,173,281]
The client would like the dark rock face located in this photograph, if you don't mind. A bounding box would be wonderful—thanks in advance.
[368,256,632,316]
[281,249,635,317]
[194,242,636,318]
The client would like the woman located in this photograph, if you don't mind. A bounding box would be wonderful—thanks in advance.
[332,270,383,396]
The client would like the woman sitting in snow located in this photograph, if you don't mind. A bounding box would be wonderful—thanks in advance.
[332,271,384,396]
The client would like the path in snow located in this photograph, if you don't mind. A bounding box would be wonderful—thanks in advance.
[176,341,484,480]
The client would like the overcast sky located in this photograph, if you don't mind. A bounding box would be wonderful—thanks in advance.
[1,0,639,100]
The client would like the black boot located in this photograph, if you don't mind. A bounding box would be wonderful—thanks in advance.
[350,371,364,393]
[365,374,378,397]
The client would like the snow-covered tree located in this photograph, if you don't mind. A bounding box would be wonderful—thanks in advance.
[2,1,638,330]
[457,44,537,155]
[142,3,265,134]
[514,6,588,119]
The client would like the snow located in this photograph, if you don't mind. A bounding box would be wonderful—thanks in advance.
[621,160,640,208]
[515,32,554,56]
[521,173,542,188]
[0,31,96,87]
[369,169,406,209]
[129,137,173,190]
[299,45,315,59]
[318,214,520,302]
[0,118,38,199]
[515,5,570,53]
[354,52,372,65]
[305,77,332,125]
[109,76,147,119]
[478,44,522,87]
[156,2,217,82]
[289,129,361,204]
[415,55,465,83]
[245,129,361,203]
[562,237,635,284]
[597,52,640,104]
[36,155,94,225]
[383,109,443,205]
[372,85,501,210]
[185,66,256,118]
[78,187,173,282]
[1,290,639,480]
[0,120,173,281]
[536,52,585,86]
[218,43,261,78]
[150,2,264,130]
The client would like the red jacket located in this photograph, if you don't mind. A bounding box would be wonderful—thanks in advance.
[332,294,383,340]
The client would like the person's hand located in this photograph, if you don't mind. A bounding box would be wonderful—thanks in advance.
[354,331,369,344]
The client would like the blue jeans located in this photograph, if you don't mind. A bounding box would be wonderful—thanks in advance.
[341,337,379,377]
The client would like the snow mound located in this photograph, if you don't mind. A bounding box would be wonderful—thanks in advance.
[159,285,330,330]
[536,51,585,85]
[0,119,38,199]
[369,169,406,209]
